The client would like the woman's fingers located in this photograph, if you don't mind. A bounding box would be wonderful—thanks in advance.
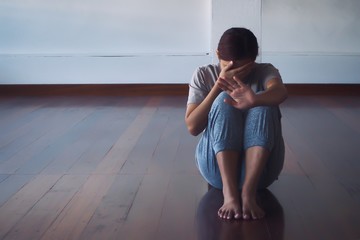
[217,77,234,91]
[222,61,234,71]
[233,76,246,88]
[230,61,254,76]
[218,76,246,93]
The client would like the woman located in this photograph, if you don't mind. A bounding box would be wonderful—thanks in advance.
[185,27,287,220]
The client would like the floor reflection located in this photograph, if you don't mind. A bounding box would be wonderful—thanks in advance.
[196,188,284,240]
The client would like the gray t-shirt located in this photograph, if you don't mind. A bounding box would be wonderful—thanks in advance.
[187,63,282,105]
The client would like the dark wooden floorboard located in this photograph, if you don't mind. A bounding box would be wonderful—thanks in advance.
[4,174,88,240]
[0,94,359,240]
[80,174,143,240]
[0,174,35,207]
[0,174,9,183]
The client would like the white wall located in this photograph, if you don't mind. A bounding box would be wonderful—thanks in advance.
[1,0,359,84]
[261,0,360,84]
[211,0,261,61]
[0,0,212,84]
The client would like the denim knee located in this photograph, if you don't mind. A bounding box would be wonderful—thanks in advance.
[210,92,234,113]
[243,106,279,151]
[208,92,244,154]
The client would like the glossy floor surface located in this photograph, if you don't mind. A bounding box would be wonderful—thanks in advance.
[0,95,359,240]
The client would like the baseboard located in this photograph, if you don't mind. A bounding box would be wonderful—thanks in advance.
[0,84,359,97]
[285,84,360,96]
[0,84,189,96]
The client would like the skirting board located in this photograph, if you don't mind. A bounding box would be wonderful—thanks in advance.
[0,84,359,97]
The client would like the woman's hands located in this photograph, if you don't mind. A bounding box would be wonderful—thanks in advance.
[217,61,256,110]
[217,61,288,109]
[218,76,256,110]
[218,61,253,83]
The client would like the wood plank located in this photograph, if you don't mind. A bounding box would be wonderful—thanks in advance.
[313,96,360,134]
[0,104,95,174]
[3,174,88,240]
[112,173,171,240]
[1,84,360,97]
[0,174,34,207]
[0,94,359,240]
[94,97,161,174]
[281,97,360,239]
[39,97,161,239]
[146,98,186,175]
[0,97,44,129]
[260,189,285,240]
[279,175,349,240]
[14,105,106,174]
[40,102,136,174]
[79,174,143,240]
[0,84,190,97]
[0,174,9,183]
[156,173,206,240]
[281,142,305,176]
[0,104,74,162]
[282,96,360,179]
[0,174,62,239]
[119,114,168,174]
[40,174,116,240]
[172,123,200,174]
[268,177,314,240]
[67,97,148,174]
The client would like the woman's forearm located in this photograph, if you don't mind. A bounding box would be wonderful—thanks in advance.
[254,83,288,107]
[185,86,222,136]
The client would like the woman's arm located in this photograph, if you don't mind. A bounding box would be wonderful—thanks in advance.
[254,78,288,106]
[185,61,254,136]
[185,85,222,136]
[218,76,288,109]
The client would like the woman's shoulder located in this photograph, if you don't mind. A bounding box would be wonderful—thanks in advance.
[191,63,220,88]
[252,62,282,87]
[254,62,279,72]
[195,63,221,78]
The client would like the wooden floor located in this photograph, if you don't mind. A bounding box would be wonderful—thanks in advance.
[0,94,359,240]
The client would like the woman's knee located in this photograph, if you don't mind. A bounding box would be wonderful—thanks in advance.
[244,106,280,151]
[247,106,279,119]
[211,92,233,112]
[209,92,244,123]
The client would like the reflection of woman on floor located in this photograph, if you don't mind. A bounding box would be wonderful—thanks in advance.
[185,28,287,220]
[196,188,284,239]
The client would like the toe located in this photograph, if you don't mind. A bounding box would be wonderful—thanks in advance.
[220,209,227,219]
[225,210,233,219]
[234,210,242,220]
[218,209,224,218]
[242,210,251,220]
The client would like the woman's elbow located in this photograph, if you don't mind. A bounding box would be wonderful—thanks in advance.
[187,124,201,136]
[185,119,201,136]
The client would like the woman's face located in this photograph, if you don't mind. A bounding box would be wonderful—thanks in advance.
[219,58,253,71]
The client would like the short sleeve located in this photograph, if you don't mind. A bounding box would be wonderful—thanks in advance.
[187,65,218,105]
[263,64,283,86]
[249,63,283,93]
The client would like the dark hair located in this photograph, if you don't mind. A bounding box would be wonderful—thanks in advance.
[217,27,258,61]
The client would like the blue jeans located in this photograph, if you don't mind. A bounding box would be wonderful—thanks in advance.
[195,92,285,189]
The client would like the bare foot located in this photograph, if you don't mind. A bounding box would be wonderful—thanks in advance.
[241,193,265,220]
[218,191,242,220]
